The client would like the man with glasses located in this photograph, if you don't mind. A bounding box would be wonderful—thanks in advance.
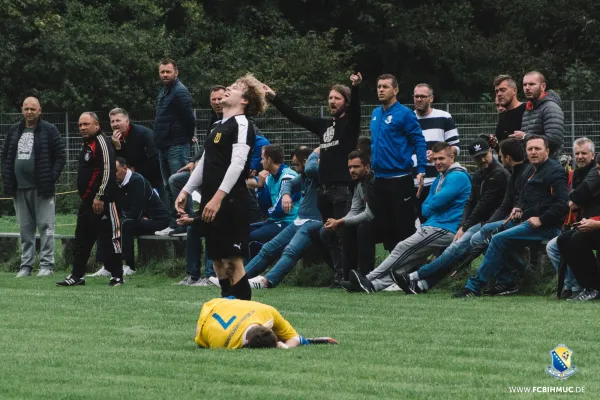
[413,83,460,222]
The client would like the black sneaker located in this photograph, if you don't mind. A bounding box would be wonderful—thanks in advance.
[558,289,573,300]
[350,270,375,293]
[483,284,519,296]
[56,275,85,287]
[328,280,343,289]
[568,290,583,300]
[567,288,600,301]
[340,280,360,292]
[390,271,422,294]
[169,225,187,237]
[452,287,480,298]
[108,277,124,287]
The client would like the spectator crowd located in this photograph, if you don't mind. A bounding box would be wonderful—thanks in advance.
[4,61,600,302]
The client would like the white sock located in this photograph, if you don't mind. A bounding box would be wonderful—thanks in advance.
[418,280,428,291]
[409,271,419,281]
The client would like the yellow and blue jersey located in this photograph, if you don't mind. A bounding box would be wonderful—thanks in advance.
[195,298,298,349]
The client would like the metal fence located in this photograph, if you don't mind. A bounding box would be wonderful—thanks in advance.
[2,101,600,185]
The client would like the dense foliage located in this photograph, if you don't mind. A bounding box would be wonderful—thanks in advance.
[1,0,599,111]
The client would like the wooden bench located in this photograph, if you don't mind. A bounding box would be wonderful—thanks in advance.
[0,232,187,266]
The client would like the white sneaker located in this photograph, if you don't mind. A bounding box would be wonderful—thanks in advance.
[15,268,32,278]
[249,276,267,289]
[155,227,175,236]
[86,266,111,277]
[208,276,220,287]
[123,265,136,276]
[191,277,213,287]
[383,283,402,292]
[175,276,196,286]
[37,269,54,277]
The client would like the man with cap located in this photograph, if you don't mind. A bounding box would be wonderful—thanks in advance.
[392,137,509,294]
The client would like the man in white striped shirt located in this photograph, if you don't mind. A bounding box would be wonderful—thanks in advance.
[413,83,460,222]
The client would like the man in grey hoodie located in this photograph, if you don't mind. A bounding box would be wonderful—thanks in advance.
[512,71,564,158]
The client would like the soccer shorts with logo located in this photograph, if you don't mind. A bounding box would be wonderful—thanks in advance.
[202,191,249,260]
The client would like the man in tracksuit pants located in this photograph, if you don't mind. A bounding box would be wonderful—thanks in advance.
[56,112,123,287]
[344,142,471,293]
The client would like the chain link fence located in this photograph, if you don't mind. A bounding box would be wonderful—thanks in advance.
[2,101,600,185]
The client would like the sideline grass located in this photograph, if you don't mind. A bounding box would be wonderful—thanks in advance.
[0,274,596,399]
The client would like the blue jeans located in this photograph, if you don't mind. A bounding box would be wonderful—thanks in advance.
[546,236,581,292]
[168,170,194,226]
[158,144,190,215]
[245,220,323,287]
[466,221,559,292]
[418,224,481,288]
[248,220,290,259]
[469,220,504,248]
[186,224,215,279]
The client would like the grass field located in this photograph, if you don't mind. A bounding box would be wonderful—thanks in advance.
[0,273,596,400]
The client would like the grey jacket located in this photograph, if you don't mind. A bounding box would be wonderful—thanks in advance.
[521,90,564,157]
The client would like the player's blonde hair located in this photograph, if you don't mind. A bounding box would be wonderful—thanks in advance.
[236,73,268,117]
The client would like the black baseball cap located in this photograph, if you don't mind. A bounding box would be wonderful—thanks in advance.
[468,138,490,157]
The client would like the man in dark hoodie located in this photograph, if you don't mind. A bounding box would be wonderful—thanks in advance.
[56,112,123,287]
[454,135,568,298]
[512,71,564,158]
[392,138,509,294]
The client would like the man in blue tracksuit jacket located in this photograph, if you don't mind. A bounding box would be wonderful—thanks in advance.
[252,145,300,256]
[369,74,427,250]
[343,142,471,293]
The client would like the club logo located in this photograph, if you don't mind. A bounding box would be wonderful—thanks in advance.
[214,133,222,143]
[84,152,91,161]
[473,144,481,152]
[323,126,335,143]
[546,345,578,380]
[385,115,393,124]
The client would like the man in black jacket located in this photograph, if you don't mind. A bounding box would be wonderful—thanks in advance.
[109,108,163,203]
[115,157,170,274]
[153,58,196,222]
[393,138,509,294]
[1,97,66,278]
[455,135,568,297]
[556,153,600,301]
[262,73,363,287]
[56,112,123,287]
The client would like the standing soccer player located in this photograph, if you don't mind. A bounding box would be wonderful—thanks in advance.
[57,112,123,287]
[176,74,265,300]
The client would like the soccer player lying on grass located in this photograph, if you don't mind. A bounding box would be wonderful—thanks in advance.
[194,297,338,349]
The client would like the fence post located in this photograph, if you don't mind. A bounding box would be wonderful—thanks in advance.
[446,103,450,113]
[65,111,70,185]
[571,100,575,145]
[320,106,324,118]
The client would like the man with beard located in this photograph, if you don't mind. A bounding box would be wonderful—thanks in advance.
[413,83,460,221]
[494,75,526,145]
[262,73,363,287]
[512,71,564,158]
[546,137,596,298]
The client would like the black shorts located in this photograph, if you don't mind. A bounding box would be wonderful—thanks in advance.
[201,193,249,260]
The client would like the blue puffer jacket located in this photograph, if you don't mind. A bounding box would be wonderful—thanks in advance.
[153,78,196,150]
[257,164,299,223]
[422,163,472,233]
[370,101,427,178]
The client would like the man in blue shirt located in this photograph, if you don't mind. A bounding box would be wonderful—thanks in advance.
[369,74,427,251]
[343,142,471,293]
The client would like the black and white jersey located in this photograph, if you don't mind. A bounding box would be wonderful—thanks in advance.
[202,115,256,198]
[413,108,460,185]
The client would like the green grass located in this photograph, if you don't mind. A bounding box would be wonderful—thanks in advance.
[0,214,76,235]
[0,274,596,400]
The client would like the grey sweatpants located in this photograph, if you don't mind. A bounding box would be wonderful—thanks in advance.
[367,226,454,291]
[13,189,56,270]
